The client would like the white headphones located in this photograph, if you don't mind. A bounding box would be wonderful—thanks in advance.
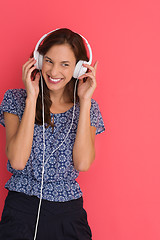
[33,28,92,78]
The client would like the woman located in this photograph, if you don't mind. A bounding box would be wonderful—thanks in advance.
[0,28,105,240]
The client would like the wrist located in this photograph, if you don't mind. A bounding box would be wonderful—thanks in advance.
[79,97,91,106]
[26,96,37,106]
[79,98,91,110]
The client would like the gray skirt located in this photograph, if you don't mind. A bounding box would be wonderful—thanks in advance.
[0,190,92,240]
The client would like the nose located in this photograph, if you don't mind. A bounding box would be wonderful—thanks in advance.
[50,64,60,76]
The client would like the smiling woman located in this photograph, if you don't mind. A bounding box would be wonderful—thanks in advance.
[0,28,105,240]
[42,44,76,89]
[31,29,90,133]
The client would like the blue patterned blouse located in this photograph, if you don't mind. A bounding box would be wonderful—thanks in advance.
[0,88,105,202]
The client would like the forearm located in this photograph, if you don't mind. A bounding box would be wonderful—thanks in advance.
[7,97,37,170]
[73,99,95,171]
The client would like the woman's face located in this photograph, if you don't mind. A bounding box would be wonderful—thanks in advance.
[42,43,76,94]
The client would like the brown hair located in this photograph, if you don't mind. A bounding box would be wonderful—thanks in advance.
[30,28,89,133]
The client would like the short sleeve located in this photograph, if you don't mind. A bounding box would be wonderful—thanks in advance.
[0,89,19,127]
[90,99,105,135]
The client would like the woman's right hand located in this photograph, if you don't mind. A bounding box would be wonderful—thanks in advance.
[22,57,41,100]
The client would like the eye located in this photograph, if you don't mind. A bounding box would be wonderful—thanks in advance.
[62,63,69,67]
[45,59,52,63]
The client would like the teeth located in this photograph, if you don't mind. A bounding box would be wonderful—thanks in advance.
[49,76,62,82]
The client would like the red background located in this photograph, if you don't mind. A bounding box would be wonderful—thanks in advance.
[1,0,160,239]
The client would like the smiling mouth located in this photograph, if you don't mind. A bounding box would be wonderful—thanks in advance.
[47,75,64,83]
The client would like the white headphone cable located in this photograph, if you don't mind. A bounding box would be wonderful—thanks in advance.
[33,70,45,240]
[44,78,78,166]
[33,70,79,240]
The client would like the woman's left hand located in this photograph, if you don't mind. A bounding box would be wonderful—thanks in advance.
[77,61,98,101]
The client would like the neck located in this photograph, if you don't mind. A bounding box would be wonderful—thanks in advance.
[49,87,72,105]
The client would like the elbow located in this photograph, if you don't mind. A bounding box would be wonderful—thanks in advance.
[75,164,90,172]
[74,156,95,172]
[7,153,26,170]
[5,143,26,171]
[13,165,25,171]
[73,147,96,172]
[10,160,25,171]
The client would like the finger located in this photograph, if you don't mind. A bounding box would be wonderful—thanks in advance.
[26,66,37,80]
[79,72,96,82]
[23,60,37,79]
[78,73,87,79]
[83,63,96,75]
[23,67,36,83]
[34,72,41,82]
[22,57,34,69]
[26,59,36,70]
[84,73,97,88]
[84,72,95,78]
[93,61,98,73]
[84,61,98,72]
[78,78,83,86]
[23,58,36,72]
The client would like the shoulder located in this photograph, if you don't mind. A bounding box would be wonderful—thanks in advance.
[4,88,27,105]
[91,98,98,106]
[4,88,27,115]
[90,98,105,135]
[0,88,27,127]
[4,88,27,99]
[90,98,100,112]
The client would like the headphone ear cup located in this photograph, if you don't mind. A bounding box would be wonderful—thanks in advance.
[38,54,43,70]
[33,50,43,70]
[73,60,88,79]
[33,50,39,69]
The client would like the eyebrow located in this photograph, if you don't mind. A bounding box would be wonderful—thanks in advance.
[44,56,71,63]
